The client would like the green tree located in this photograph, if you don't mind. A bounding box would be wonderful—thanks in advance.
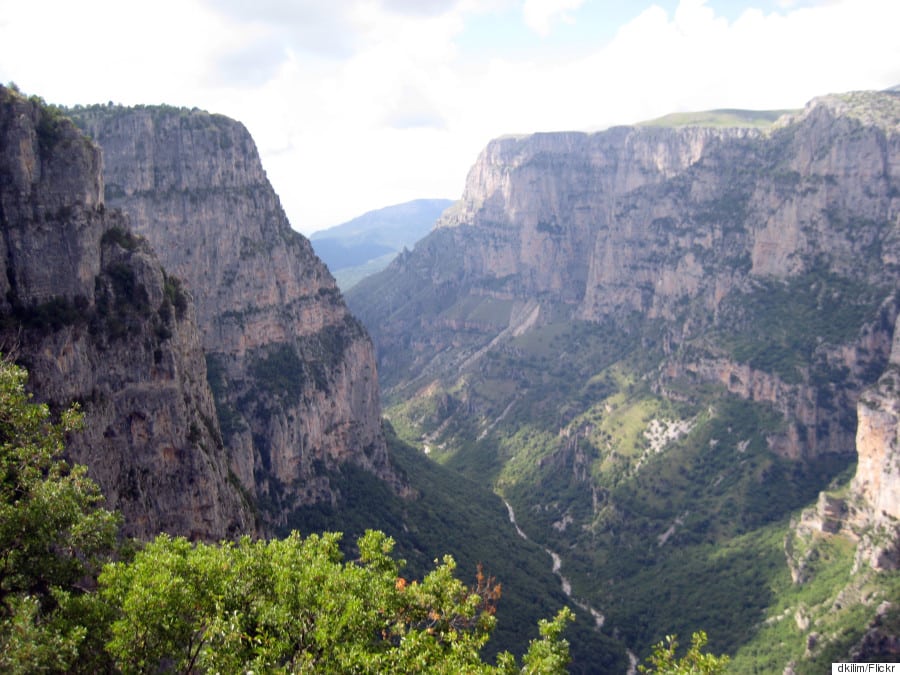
[0,359,120,673]
[0,356,573,672]
[100,529,574,674]
[639,631,730,675]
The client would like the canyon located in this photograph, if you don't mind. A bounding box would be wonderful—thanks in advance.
[3,78,900,669]
[349,89,900,669]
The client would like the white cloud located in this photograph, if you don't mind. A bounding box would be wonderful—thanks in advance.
[466,0,900,135]
[1,0,898,234]
[522,0,586,36]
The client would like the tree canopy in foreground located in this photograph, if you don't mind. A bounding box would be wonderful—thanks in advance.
[0,357,572,673]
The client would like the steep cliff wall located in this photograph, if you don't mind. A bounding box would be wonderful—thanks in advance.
[435,126,746,305]
[848,313,900,570]
[0,86,252,539]
[352,90,900,459]
[72,105,401,527]
[428,92,899,325]
[349,89,900,668]
[580,93,900,322]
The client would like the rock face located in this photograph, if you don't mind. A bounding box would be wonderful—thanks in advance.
[0,86,253,539]
[849,313,900,569]
[429,93,899,323]
[340,88,900,668]
[71,105,401,528]
[351,90,900,460]
[435,126,740,306]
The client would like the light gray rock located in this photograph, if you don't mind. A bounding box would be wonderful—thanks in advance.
[72,105,404,530]
[0,86,253,539]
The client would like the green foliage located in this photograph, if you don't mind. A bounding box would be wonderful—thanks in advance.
[0,359,574,673]
[283,426,618,668]
[104,262,147,309]
[380,299,867,668]
[639,631,729,674]
[162,273,189,320]
[205,354,245,438]
[100,225,141,251]
[99,529,573,674]
[250,343,306,401]
[521,607,577,674]
[729,530,900,674]
[0,295,90,334]
[248,318,365,402]
[720,270,884,383]
[31,96,69,154]
[91,259,157,342]
[0,358,119,673]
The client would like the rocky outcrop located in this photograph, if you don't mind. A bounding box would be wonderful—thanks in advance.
[71,105,402,528]
[848,313,900,569]
[0,86,253,539]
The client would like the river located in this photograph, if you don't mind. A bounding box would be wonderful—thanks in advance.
[503,500,638,674]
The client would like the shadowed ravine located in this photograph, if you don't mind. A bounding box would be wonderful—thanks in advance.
[504,500,604,627]
[504,499,641,673]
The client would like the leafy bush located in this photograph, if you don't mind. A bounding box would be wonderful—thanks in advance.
[639,631,729,674]
[163,273,189,320]
[250,343,305,401]
[0,359,119,673]
[100,530,574,674]
[31,96,68,154]
[100,225,141,251]
[0,358,575,673]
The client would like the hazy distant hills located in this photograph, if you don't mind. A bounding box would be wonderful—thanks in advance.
[310,199,454,289]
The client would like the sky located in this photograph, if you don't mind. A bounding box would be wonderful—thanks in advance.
[1,0,898,235]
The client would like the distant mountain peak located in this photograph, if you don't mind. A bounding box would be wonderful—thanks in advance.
[310,198,454,289]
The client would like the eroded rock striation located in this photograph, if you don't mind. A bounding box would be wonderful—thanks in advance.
[72,105,402,529]
[0,86,253,539]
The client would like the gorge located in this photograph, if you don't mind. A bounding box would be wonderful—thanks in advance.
[2,79,900,671]
[348,89,900,671]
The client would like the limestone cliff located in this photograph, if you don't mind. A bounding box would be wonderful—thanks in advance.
[71,105,401,528]
[847,312,900,570]
[351,90,900,460]
[347,89,900,669]
[426,93,898,324]
[435,126,746,305]
[0,86,253,539]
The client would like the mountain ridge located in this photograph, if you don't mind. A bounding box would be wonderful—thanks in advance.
[309,198,454,289]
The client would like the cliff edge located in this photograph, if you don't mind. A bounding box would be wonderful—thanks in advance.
[72,105,404,529]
